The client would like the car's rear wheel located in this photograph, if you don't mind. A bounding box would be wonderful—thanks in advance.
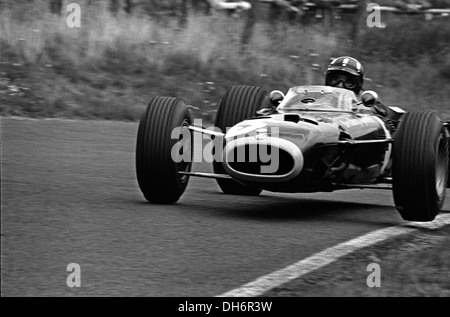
[136,96,192,204]
[392,111,449,221]
[213,85,268,195]
[448,129,450,189]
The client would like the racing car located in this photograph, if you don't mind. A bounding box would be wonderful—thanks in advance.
[135,85,450,222]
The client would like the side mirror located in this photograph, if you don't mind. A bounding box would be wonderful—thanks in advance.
[360,90,379,107]
[269,90,285,107]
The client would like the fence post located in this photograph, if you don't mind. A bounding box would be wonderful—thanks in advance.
[110,0,120,14]
[49,0,63,15]
[351,0,367,43]
[241,0,257,46]
[179,0,189,28]
[124,0,133,14]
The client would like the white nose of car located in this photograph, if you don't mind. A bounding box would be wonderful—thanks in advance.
[222,136,304,183]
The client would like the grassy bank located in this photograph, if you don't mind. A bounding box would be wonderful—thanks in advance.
[1,2,449,121]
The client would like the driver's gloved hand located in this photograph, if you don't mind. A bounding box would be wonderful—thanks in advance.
[373,102,388,117]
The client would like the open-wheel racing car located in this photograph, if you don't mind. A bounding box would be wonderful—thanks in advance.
[136,85,450,222]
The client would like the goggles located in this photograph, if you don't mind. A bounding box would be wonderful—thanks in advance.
[328,74,358,90]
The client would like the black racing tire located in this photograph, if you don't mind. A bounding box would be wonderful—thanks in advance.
[213,85,268,196]
[392,111,449,221]
[448,129,450,189]
[136,96,192,204]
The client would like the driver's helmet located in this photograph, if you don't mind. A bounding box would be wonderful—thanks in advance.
[325,56,364,94]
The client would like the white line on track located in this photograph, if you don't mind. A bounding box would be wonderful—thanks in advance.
[217,213,450,297]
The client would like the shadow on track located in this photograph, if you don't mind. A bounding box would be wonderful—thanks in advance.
[130,192,395,225]
[190,198,390,220]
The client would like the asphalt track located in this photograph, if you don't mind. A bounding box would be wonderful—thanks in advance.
[1,117,449,296]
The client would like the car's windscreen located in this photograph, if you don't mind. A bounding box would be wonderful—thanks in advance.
[278,88,356,111]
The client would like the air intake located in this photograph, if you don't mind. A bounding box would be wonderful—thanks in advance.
[227,144,295,176]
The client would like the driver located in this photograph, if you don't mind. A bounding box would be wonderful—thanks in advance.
[325,56,388,117]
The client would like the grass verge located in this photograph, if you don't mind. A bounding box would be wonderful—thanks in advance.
[264,225,450,296]
[0,3,449,122]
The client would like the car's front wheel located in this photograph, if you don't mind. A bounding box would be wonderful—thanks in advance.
[392,111,449,221]
[136,96,192,204]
